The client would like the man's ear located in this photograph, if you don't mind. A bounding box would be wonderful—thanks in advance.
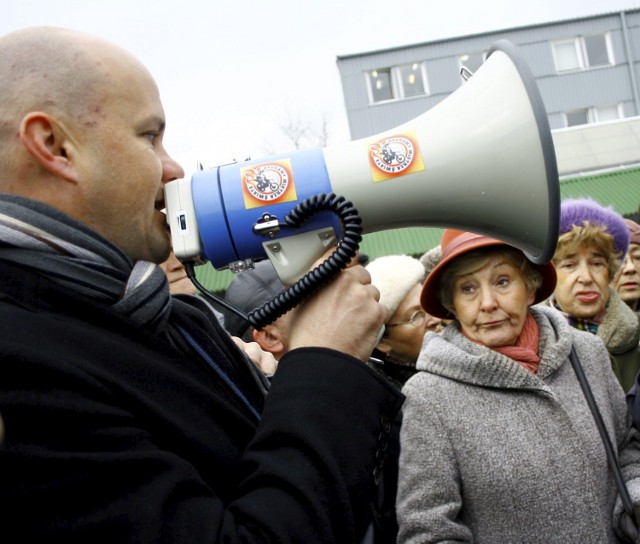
[20,112,80,183]
[252,326,285,356]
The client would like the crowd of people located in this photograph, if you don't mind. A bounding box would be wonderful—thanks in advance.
[2,25,640,544]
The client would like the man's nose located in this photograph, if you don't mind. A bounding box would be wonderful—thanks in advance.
[622,255,636,275]
[162,155,185,184]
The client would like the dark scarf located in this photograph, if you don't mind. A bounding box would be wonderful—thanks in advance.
[0,194,267,419]
[368,350,418,390]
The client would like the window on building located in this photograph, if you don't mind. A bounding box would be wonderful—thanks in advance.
[367,62,428,103]
[458,52,486,75]
[593,104,622,122]
[397,62,426,98]
[368,68,393,102]
[553,40,582,71]
[565,109,589,127]
[584,34,611,67]
[552,33,613,73]
[563,104,622,127]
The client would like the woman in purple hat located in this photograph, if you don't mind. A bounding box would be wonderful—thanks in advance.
[546,198,640,392]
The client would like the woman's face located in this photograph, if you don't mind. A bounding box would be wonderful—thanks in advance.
[381,283,442,364]
[553,245,611,319]
[452,252,535,347]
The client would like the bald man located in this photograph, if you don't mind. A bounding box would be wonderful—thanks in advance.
[0,27,402,543]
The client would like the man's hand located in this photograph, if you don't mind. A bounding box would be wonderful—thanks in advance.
[287,252,388,362]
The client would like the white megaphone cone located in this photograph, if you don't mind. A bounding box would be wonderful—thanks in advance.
[165,39,559,326]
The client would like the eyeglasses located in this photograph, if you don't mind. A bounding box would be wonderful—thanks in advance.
[386,310,426,328]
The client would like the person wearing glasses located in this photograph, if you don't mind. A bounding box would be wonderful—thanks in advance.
[612,218,640,314]
[362,255,443,544]
[366,255,444,390]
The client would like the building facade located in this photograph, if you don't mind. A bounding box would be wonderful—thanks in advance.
[336,9,640,139]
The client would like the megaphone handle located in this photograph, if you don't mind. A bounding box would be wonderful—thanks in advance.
[185,193,363,333]
[247,193,362,330]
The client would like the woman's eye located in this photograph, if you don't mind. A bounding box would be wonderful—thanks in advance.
[496,277,510,287]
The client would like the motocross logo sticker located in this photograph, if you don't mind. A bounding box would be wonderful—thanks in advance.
[241,159,298,209]
[368,130,425,182]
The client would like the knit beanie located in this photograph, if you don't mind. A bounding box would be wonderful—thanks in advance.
[560,198,629,259]
[366,255,426,320]
[223,260,285,336]
[625,218,640,246]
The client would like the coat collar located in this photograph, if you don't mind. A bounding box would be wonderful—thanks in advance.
[416,307,572,392]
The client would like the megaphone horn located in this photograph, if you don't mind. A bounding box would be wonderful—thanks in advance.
[166,39,559,295]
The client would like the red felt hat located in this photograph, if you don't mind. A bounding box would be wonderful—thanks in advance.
[420,229,557,318]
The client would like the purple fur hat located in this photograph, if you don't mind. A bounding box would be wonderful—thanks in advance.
[559,198,630,259]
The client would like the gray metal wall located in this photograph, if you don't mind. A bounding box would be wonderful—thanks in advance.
[337,9,640,139]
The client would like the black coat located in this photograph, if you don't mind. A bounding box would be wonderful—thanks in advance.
[0,262,403,543]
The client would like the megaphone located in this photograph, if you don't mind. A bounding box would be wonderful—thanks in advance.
[165,39,559,325]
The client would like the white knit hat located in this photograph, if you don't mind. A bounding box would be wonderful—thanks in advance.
[366,255,426,320]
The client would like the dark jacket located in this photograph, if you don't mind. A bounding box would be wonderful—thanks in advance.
[0,262,403,543]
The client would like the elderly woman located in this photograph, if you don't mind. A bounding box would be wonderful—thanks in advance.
[366,255,443,389]
[612,218,640,314]
[548,199,640,392]
[396,229,640,543]
[359,254,443,543]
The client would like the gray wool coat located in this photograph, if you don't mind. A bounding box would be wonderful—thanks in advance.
[397,306,640,543]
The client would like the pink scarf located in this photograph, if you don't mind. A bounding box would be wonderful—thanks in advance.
[464,313,541,373]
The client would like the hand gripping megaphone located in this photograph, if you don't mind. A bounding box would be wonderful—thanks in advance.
[165,39,560,329]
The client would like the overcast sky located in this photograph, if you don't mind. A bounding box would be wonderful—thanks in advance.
[3,0,639,174]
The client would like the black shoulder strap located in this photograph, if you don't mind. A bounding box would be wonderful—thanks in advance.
[569,346,639,537]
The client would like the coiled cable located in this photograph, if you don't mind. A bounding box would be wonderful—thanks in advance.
[185,193,362,332]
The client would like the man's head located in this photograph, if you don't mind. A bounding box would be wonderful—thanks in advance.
[552,198,629,319]
[0,27,184,264]
[224,260,291,360]
[611,218,640,308]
